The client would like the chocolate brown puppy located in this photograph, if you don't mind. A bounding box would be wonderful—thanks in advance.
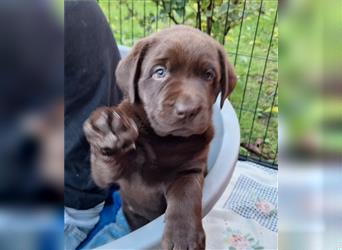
[83,25,236,250]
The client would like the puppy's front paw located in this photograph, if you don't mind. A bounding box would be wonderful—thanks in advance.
[162,222,205,250]
[83,107,138,156]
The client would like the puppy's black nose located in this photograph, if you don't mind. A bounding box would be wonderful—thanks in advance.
[174,98,201,120]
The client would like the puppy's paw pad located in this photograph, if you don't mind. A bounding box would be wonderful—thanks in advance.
[83,107,138,155]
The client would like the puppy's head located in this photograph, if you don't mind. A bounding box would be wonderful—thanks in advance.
[116,25,237,137]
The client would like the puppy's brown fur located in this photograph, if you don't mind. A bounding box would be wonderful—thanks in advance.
[84,25,236,249]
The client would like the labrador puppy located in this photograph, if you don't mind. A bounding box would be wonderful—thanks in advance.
[83,25,236,249]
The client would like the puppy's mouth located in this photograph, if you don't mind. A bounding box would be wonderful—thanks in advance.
[169,128,204,137]
[156,127,205,137]
[149,113,209,137]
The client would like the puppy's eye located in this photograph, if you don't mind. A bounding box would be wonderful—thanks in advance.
[152,66,167,79]
[203,69,215,81]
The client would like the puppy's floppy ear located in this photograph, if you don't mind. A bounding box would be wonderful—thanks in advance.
[217,47,237,109]
[115,38,152,103]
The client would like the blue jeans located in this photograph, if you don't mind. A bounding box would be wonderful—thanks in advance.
[64,192,132,250]
[80,208,131,249]
[64,202,105,250]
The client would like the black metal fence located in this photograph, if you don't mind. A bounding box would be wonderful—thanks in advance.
[98,0,278,168]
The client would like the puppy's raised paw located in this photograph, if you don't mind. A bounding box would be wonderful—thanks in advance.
[83,107,138,156]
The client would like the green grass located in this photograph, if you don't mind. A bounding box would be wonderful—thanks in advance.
[98,0,278,165]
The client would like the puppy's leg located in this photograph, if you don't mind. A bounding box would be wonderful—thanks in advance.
[83,106,138,187]
[162,173,205,250]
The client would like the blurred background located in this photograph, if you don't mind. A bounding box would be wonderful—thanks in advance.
[279,0,342,249]
[0,0,63,249]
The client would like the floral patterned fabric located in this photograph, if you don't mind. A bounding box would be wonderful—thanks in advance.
[225,227,264,250]
[203,161,278,250]
[224,175,278,232]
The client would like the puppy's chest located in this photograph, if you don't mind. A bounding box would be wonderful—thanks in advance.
[135,133,208,169]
